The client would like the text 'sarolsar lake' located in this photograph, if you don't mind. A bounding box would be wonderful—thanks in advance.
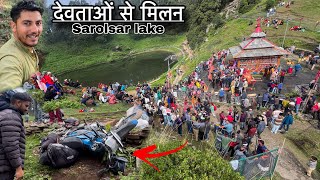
[59,51,174,86]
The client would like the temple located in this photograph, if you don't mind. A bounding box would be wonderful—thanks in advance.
[229,18,289,73]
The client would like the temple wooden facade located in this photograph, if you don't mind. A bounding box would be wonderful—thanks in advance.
[229,20,289,72]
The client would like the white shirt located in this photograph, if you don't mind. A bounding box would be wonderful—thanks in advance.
[272,110,282,118]
[161,106,167,116]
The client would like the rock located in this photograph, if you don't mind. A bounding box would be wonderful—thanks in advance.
[113,45,122,51]
[136,157,142,170]
[126,134,142,140]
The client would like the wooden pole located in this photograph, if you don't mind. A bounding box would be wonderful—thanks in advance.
[271,138,286,180]
[281,19,289,48]
[301,70,320,113]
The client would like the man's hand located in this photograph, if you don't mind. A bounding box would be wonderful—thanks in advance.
[15,166,24,180]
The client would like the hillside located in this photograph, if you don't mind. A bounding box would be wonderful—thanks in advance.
[179,0,319,76]
[204,0,319,54]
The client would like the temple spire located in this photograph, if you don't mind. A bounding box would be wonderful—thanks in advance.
[250,17,266,38]
[255,17,262,33]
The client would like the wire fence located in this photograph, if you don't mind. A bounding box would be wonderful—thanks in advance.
[237,148,279,180]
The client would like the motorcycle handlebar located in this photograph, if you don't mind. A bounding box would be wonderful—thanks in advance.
[114,119,138,139]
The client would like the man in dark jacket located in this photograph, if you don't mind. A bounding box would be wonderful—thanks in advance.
[0,92,31,180]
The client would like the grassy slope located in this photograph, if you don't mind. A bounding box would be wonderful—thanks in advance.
[252,0,320,50]
[285,119,320,172]
[24,133,55,179]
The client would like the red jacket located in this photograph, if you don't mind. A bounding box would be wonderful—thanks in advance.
[219,113,225,121]
[248,127,257,137]
[42,75,54,85]
[227,115,234,123]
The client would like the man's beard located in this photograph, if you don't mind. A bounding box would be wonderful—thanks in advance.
[18,108,26,115]
[17,33,38,48]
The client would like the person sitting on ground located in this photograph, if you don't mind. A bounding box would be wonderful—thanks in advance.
[123,94,133,104]
[115,91,125,101]
[71,80,81,88]
[81,93,96,107]
[81,92,89,105]
[98,92,107,103]
[41,72,54,88]
[108,94,117,104]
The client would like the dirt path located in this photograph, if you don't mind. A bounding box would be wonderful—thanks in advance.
[260,122,315,180]
[172,68,185,85]
[171,40,194,85]
[221,0,240,19]
[182,40,194,60]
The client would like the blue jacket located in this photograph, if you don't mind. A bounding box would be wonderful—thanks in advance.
[282,115,293,125]
[294,64,302,71]
[219,90,225,97]
[263,93,269,101]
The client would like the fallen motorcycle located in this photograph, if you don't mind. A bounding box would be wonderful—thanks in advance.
[40,119,138,176]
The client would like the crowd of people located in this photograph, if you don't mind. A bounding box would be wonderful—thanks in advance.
[121,48,319,176]
[79,82,134,108]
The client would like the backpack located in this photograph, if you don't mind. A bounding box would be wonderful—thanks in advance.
[108,156,128,175]
[39,143,79,168]
[40,133,59,153]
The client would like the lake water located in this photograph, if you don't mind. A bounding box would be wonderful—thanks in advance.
[59,51,174,86]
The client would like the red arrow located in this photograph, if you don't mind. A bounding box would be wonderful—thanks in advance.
[133,141,188,172]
